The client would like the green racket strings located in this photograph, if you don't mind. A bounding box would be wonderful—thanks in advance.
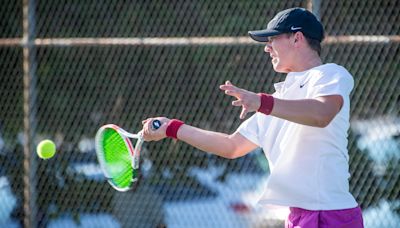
[101,128,134,189]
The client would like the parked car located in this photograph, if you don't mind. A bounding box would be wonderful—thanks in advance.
[163,148,287,228]
[351,115,400,227]
[352,116,400,174]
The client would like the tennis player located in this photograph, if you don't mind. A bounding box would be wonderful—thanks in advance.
[142,8,363,228]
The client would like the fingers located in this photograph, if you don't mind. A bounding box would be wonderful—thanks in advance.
[240,108,248,119]
[233,100,249,119]
[231,99,242,107]
[219,81,259,119]
[224,90,241,97]
[142,119,151,137]
[219,80,235,91]
[141,118,151,125]
[142,118,157,141]
[220,82,244,98]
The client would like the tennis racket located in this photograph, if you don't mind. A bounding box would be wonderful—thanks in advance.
[95,120,161,191]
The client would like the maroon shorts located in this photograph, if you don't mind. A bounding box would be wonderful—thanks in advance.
[285,206,364,228]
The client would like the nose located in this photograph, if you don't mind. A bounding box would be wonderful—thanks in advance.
[264,43,272,53]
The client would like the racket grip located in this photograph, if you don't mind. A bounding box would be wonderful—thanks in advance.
[151,120,162,130]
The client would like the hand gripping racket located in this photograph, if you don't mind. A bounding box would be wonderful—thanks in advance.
[95,120,161,191]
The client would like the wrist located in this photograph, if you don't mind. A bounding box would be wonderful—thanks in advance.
[166,119,185,139]
[257,93,274,115]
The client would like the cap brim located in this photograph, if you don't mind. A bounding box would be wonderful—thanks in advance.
[248,29,282,42]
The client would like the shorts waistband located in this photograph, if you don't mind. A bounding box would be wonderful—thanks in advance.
[289,206,361,214]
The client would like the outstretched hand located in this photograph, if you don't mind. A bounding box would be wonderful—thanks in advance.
[219,81,261,119]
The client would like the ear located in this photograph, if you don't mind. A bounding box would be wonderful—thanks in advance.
[293,32,304,46]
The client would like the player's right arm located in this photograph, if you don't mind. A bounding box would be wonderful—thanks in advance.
[142,118,257,159]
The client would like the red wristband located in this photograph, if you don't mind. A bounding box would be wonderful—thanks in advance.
[166,119,185,139]
[257,93,274,115]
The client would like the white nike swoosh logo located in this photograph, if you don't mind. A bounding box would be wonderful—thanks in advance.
[291,26,302,31]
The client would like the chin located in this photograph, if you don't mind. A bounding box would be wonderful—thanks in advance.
[273,65,289,73]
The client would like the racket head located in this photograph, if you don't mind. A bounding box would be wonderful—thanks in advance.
[95,124,139,191]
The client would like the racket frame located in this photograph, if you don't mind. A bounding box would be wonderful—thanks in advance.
[95,121,160,191]
[95,124,143,191]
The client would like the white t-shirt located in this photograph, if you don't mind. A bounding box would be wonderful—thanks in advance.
[237,63,358,210]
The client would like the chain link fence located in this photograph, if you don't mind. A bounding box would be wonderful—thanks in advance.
[1,0,399,227]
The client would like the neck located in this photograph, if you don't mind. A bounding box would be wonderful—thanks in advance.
[291,51,322,72]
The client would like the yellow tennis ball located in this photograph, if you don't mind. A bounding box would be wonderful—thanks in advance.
[36,139,56,159]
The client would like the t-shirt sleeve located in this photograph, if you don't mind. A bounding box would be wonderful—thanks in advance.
[236,113,261,146]
[236,113,273,147]
[310,71,354,98]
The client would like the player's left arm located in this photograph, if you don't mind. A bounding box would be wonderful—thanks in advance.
[220,81,343,128]
[271,95,343,128]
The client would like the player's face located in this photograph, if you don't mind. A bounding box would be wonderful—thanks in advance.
[264,33,295,73]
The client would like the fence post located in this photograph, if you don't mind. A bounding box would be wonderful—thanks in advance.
[22,0,38,227]
[308,0,321,21]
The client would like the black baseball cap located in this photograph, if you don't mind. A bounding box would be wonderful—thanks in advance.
[248,8,324,42]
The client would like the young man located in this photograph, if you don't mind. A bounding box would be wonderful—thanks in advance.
[142,8,363,228]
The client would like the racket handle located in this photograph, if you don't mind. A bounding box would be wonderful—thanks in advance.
[151,119,162,130]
